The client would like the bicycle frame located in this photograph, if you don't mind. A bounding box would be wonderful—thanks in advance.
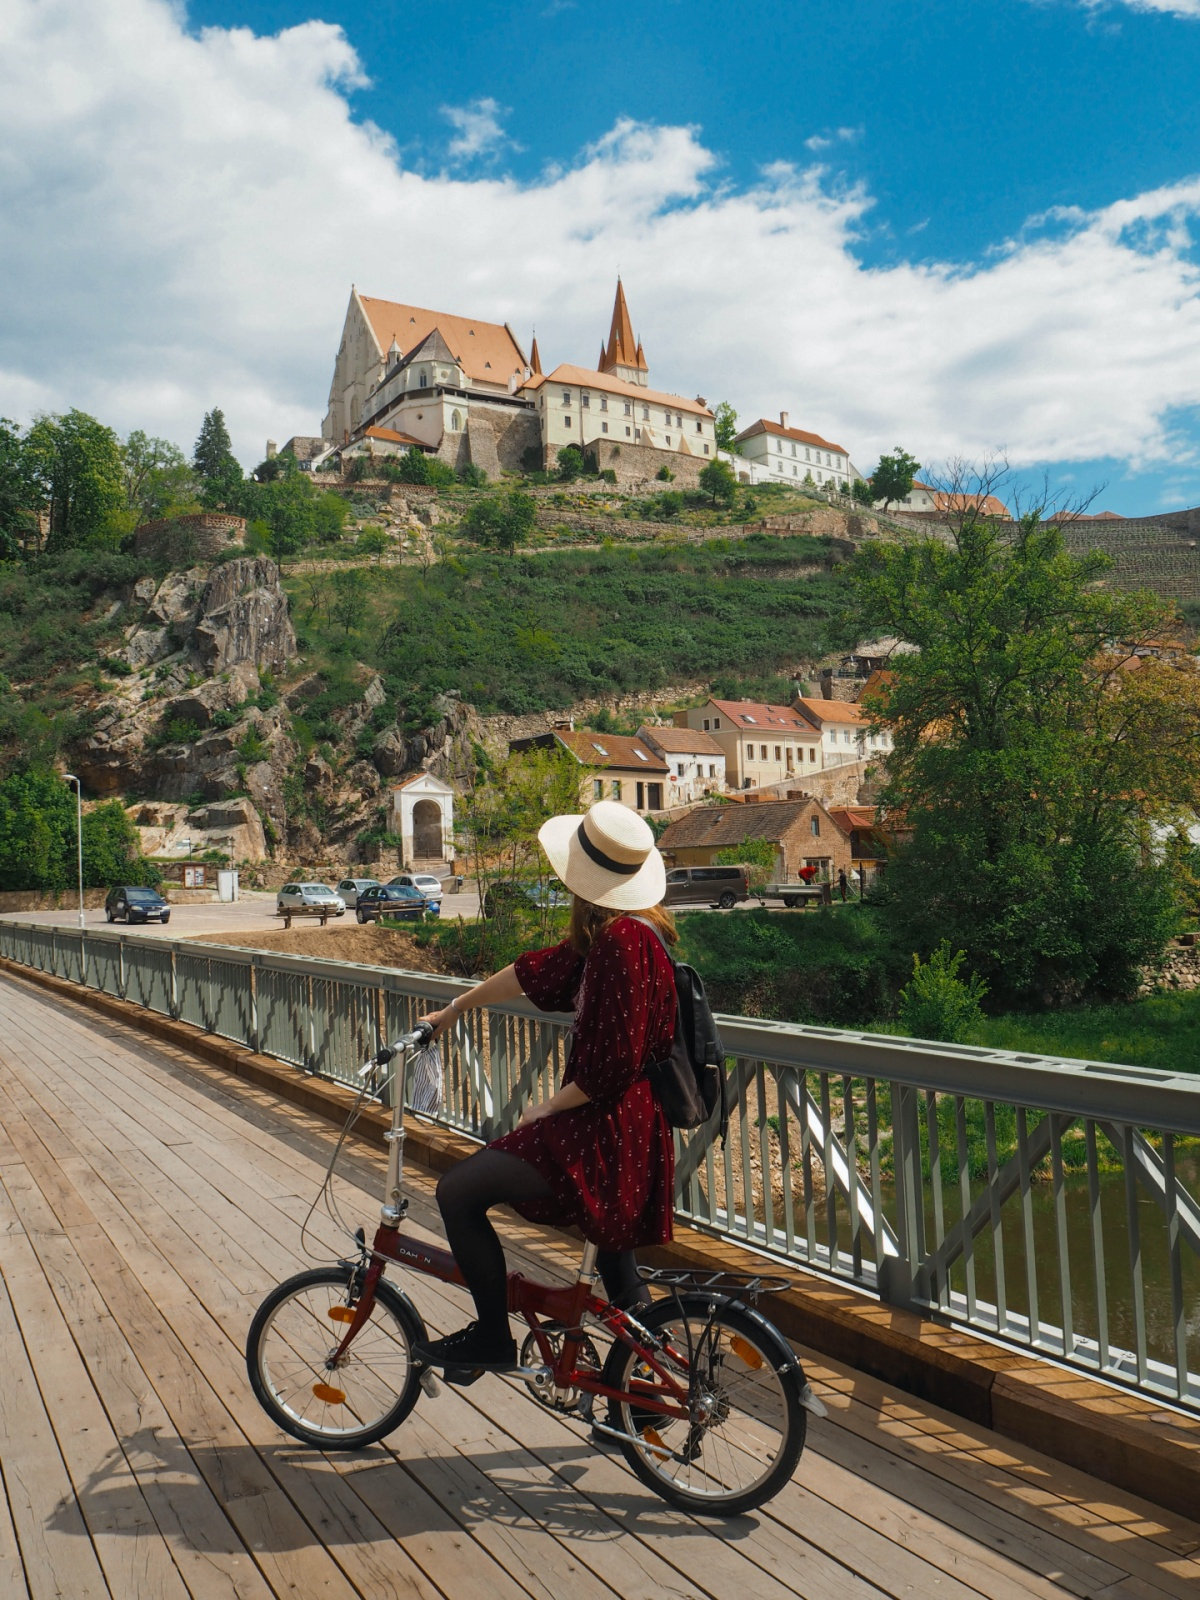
[328,1031,694,1425]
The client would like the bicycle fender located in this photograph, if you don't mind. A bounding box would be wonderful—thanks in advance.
[372,1276,431,1348]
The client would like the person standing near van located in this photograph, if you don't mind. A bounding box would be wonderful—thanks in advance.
[414,802,676,1371]
[837,868,848,902]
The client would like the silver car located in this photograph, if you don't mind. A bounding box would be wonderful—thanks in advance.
[336,876,382,909]
[388,872,443,915]
[276,883,346,916]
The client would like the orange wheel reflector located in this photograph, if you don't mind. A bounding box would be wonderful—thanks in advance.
[641,1427,669,1459]
[327,1305,355,1323]
[312,1383,346,1404]
[730,1335,763,1370]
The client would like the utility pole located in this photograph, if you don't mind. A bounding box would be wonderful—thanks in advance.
[63,773,85,929]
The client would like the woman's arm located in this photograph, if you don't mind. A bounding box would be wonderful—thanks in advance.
[419,964,524,1038]
[516,1080,590,1127]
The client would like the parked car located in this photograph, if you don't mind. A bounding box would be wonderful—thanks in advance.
[481,880,570,918]
[662,865,751,910]
[388,872,443,915]
[275,883,346,917]
[336,877,382,909]
[356,883,429,923]
[105,886,171,924]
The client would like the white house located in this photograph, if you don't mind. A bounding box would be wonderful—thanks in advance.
[882,480,1010,516]
[388,773,456,866]
[636,726,727,804]
[792,697,894,764]
[733,414,859,492]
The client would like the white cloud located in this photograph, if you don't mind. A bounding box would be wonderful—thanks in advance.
[441,96,515,162]
[5,0,1200,485]
[804,126,862,152]
[1079,1,1200,15]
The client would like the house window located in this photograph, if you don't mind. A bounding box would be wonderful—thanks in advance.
[811,816,820,837]
[774,746,782,762]
[703,444,709,454]
[805,448,811,461]
[664,411,671,424]
[564,415,571,428]
[600,396,608,411]
[593,779,604,801]
[791,443,796,457]
[677,763,686,777]
[665,436,671,446]
[760,744,768,760]
[713,717,721,728]
[624,402,631,416]
[676,414,683,427]
[601,421,609,433]
[611,779,621,800]
[695,421,702,433]
[703,719,710,730]
[634,429,641,441]
[642,406,650,420]
[826,453,832,466]
[708,763,716,777]
[562,391,572,405]
[808,747,817,762]
[582,393,590,408]
[793,465,798,476]
[626,426,631,436]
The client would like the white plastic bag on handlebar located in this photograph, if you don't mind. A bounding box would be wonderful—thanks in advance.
[407,1041,443,1117]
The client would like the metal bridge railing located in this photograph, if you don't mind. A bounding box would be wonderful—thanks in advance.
[2,919,1197,1415]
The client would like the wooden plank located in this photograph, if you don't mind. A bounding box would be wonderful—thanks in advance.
[0,1459,32,1600]
[0,1231,110,1600]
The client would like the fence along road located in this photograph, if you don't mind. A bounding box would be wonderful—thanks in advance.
[2,917,1198,1421]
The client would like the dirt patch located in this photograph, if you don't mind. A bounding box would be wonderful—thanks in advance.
[189,924,448,973]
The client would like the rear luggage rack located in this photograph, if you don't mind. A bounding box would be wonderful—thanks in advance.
[637,1267,793,1298]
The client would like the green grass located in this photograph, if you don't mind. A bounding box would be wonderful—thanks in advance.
[973,988,1200,1076]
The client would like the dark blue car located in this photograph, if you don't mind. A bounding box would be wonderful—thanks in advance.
[355,883,430,924]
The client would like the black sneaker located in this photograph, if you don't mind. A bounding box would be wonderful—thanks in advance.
[412,1321,517,1372]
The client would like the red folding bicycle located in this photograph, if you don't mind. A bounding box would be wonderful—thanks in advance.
[246,1024,825,1514]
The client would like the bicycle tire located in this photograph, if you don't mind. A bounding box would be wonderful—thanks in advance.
[605,1295,805,1515]
[247,1265,423,1448]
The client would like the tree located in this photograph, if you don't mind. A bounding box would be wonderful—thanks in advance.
[0,768,157,891]
[0,419,40,559]
[699,458,737,507]
[331,566,369,634]
[713,401,741,454]
[25,410,125,553]
[853,491,1200,1004]
[557,444,585,481]
[714,836,777,892]
[357,527,389,564]
[871,448,920,511]
[461,489,537,555]
[850,478,875,507]
[121,431,196,524]
[193,409,239,481]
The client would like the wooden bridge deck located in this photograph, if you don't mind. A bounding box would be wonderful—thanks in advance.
[0,971,1198,1600]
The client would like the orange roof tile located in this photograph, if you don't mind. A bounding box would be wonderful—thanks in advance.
[735,418,850,456]
[638,726,725,756]
[708,698,821,733]
[363,425,427,447]
[793,697,870,726]
[600,279,647,373]
[524,365,712,417]
[556,730,668,771]
[358,293,527,387]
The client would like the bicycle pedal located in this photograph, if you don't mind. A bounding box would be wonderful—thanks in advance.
[418,1367,443,1398]
[442,1364,485,1387]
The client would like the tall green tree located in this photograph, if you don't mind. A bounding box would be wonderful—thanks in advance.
[871,448,921,511]
[0,419,40,560]
[713,401,741,454]
[699,458,737,506]
[461,489,537,555]
[193,408,239,480]
[0,768,157,891]
[25,410,125,553]
[122,430,197,524]
[853,510,1200,1003]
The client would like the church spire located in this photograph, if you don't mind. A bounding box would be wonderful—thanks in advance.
[530,333,542,375]
[598,278,649,383]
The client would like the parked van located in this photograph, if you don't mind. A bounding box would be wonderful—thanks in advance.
[663,865,751,910]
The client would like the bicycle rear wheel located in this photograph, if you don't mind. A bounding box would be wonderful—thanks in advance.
[247,1265,423,1447]
[605,1295,805,1514]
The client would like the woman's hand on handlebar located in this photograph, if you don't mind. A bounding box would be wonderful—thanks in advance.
[418,1005,455,1039]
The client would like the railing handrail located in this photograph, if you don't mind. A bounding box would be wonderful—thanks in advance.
[5,919,1198,1131]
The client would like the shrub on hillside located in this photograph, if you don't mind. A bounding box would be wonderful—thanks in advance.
[896,942,988,1043]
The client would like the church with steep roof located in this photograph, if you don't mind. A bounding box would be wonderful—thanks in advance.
[320,280,714,483]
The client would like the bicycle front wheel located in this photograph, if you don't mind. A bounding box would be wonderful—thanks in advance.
[605,1295,805,1514]
[247,1266,423,1447]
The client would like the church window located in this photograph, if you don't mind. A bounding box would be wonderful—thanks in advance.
[642,406,650,420]
[599,396,608,411]
[581,393,590,408]
[664,411,671,424]
[419,369,428,387]
[564,415,572,428]
[695,421,702,432]
[676,413,682,426]
[624,401,631,415]
[451,410,462,431]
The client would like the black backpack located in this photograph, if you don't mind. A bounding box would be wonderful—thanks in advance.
[632,919,728,1138]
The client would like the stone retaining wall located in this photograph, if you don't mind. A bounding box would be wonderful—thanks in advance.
[134,513,246,563]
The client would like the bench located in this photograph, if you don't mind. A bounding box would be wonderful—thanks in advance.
[277,906,334,929]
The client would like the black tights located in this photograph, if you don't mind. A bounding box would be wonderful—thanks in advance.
[436,1149,649,1335]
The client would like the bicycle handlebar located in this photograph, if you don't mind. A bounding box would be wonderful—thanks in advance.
[359,1021,435,1079]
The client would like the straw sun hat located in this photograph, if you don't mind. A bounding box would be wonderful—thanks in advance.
[538,800,666,912]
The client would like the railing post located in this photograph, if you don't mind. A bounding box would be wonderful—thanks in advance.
[118,936,127,1001]
[249,958,260,1055]
[169,945,179,1019]
[80,929,89,990]
[879,1082,927,1308]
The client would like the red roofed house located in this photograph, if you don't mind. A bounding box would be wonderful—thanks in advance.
[885,480,1010,518]
[636,725,727,803]
[519,280,717,482]
[793,696,894,765]
[826,805,889,888]
[322,288,540,478]
[674,698,822,790]
[733,413,859,492]
[509,728,670,814]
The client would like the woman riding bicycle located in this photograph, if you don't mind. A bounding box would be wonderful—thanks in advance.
[414,800,676,1372]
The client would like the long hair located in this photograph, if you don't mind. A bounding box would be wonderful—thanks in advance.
[568,895,678,956]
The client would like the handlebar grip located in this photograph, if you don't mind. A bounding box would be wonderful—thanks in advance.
[374,1045,396,1067]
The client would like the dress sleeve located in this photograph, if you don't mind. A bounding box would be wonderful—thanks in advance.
[514,939,584,1014]
[566,920,663,1108]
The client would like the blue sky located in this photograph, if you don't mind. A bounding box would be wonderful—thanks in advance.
[6,0,1200,510]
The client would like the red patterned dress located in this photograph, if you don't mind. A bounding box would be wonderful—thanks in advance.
[489,916,677,1250]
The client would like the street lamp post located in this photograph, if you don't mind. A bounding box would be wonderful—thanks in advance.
[63,773,85,929]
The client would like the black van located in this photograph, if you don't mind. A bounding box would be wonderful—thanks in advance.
[662,865,751,910]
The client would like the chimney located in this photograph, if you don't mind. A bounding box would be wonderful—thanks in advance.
[779,411,789,430]
[266,440,277,459]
